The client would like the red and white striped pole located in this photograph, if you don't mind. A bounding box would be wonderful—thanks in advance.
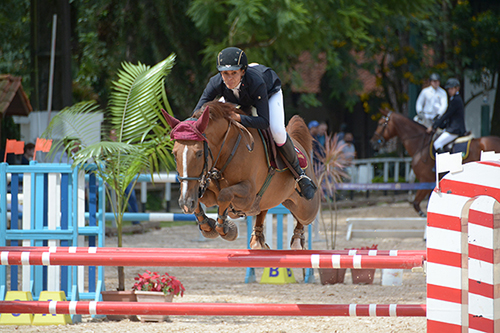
[0,301,426,317]
[0,246,427,259]
[0,250,423,269]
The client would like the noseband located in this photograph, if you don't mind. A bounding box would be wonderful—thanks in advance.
[373,111,392,147]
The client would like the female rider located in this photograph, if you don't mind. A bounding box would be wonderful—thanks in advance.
[193,47,316,200]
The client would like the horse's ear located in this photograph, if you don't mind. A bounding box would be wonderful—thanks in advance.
[195,106,210,133]
[379,108,389,116]
[162,109,180,129]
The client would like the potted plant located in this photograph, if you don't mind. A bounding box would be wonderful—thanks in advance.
[313,134,351,284]
[132,270,185,322]
[348,244,378,285]
[43,55,176,293]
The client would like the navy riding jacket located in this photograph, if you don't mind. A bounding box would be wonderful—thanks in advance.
[432,92,466,136]
[193,64,281,129]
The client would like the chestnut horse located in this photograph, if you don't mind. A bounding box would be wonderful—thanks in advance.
[163,101,320,249]
[370,108,500,217]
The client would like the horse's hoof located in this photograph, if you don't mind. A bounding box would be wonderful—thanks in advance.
[418,211,427,218]
[198,219,219,239]
[219,220,238,241]
[250,236,268,249]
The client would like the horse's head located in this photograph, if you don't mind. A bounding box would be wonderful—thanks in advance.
[163,106,211,213]
[370,108,395,151]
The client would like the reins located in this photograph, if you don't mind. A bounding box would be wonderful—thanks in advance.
[375,111,433,163]
[179,116,252,198]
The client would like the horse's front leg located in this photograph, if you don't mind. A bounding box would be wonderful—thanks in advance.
[250,210,270,249]
[194,203,219,239]
[215,182,254,241]
[214,204,238,241]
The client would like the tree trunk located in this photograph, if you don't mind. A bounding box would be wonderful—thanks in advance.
[117,215,125,290]
[490,80,500,137]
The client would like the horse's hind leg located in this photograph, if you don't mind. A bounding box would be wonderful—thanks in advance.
[195,203,219,239]
[290,223,305,250]
[412,189,431,217]
[250,210,270,249]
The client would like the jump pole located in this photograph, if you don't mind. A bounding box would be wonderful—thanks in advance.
[0,250,424,269]
[0,301,426,317]
[0,246,426,259]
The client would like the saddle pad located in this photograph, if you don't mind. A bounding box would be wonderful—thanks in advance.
[258,129,308,171]
[430,138,472,160]
[451,140,471,159]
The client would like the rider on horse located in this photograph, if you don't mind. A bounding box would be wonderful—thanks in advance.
[426,78,467,153]
[193,47,317,200]
[415,73,448,128]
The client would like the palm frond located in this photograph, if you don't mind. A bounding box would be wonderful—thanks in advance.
[109,54,176,143]
[42,101,104,161]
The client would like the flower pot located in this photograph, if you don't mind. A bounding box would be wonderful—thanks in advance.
[319,268,347,285]
[351,268,376,285]
[135,291,174,323]
[101,291,138,321]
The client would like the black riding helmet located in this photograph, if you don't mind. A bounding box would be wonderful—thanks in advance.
[216,47,248,72]
[429,73,440,81]
[444,78,460,89]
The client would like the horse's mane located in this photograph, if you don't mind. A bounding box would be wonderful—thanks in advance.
[391,111,428,132]
[193,101,243,121]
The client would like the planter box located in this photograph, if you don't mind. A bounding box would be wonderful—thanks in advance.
[351,268,376,285]
[135,291,173,323]
[319,268,347,285]
[101,291,138,321]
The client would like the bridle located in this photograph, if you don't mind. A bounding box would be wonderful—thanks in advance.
[373,111,392,147]
[372,111,432,155]
[177,118,246,198]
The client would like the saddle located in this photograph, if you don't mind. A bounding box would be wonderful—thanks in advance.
[430,132,473,160]
[258,128,308,171]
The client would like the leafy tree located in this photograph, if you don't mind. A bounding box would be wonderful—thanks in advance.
[0,0,31,91]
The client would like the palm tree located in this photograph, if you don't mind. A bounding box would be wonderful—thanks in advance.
[43,54,177,290]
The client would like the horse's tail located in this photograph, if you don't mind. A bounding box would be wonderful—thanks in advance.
[286,115,313,156]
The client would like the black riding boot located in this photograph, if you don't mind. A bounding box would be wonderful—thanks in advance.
[278,135,317,200]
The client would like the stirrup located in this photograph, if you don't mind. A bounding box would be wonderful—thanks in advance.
[295,174,317,200]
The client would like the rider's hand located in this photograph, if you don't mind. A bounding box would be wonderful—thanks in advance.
[426,126,434,134]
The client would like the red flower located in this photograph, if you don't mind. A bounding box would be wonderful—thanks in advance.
[132,270,185,297]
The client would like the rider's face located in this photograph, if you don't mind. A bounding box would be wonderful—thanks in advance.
[220,69,245,90]
[430,80,440,89]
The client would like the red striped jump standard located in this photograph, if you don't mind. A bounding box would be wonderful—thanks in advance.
[427,160,500,333]
[0,251,423,269]
[0,301,427,317]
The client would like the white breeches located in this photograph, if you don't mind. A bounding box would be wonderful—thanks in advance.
[433,131,458,150]
[268,89,287,145]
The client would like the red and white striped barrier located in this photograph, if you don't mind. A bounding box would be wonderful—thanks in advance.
[0,246,426,258]
[0,248,423,269]
[427,160,500,332]
[0,301,426,317]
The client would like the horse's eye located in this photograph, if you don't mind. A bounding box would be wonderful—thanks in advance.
[196,150,203,158]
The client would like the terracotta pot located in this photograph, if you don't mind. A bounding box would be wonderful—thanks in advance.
[135,291,174,323]
[101,291,138,321]
[351,268,376,285]
[319,268,347,285]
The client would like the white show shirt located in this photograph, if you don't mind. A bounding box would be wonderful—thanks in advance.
[415,85,448,121]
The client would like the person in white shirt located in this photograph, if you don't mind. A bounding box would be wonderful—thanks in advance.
[414,73,448,128]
